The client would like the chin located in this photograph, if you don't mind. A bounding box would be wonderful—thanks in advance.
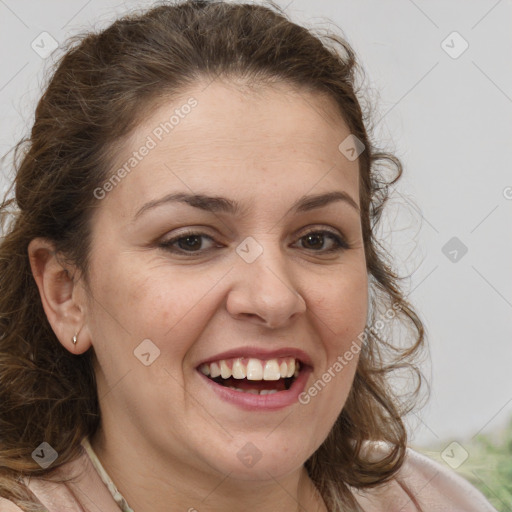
[201,431,315,482]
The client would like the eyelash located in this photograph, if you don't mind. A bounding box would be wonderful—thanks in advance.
[158,228,350,255]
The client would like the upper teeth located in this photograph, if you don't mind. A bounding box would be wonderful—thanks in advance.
[199,357,300,380]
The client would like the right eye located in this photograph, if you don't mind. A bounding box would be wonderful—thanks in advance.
[158,231,219,253]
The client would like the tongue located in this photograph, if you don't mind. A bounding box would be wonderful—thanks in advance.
[220,377,287,392]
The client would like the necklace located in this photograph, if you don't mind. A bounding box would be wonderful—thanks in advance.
[81,436,135,512]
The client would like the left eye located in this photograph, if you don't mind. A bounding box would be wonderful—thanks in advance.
[158,229,348,254]
[295,231,347,252]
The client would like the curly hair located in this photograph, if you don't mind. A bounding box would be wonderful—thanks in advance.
[0,1,428,510]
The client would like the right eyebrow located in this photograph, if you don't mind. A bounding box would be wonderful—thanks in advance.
[133,193,243,220]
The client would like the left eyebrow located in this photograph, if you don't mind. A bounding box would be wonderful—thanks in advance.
[133,190,359,221]
[293,191,360,213]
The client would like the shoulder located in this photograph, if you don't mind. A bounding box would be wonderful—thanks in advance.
[351,442,497,512]
[0,498,24,511]
[398,446,497,511]
[3,439,120,512]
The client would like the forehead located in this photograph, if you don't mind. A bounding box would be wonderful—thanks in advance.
[100,79,360,217]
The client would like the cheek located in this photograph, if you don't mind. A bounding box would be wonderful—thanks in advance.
[309,266,368,347]
[298,277,366,449]
[93,257,224,358]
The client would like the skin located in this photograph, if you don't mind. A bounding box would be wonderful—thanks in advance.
[28,79,368,512]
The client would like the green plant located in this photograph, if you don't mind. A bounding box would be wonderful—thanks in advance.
[414,415,512,511]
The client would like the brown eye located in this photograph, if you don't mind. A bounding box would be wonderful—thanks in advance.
[296,230,348,253]
[176,235,203,251]
[158,229,349,256]
[159,232,217,253]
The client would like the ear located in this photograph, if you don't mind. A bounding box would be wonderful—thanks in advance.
[28,238,91,355]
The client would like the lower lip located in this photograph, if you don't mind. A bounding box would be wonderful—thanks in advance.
[198,366,312,411]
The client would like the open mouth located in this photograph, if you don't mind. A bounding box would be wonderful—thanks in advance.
[198,357,301,395]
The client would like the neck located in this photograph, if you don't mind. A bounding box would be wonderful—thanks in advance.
[89,427,327,512]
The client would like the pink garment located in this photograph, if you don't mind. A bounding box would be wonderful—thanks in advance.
[0,438,497,512]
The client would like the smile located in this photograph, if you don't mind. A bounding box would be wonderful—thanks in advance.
[199,357,301,395]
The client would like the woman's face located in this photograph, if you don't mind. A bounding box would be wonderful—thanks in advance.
[80,80,368,480]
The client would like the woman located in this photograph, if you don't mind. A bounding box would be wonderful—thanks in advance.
[0,1,497,511]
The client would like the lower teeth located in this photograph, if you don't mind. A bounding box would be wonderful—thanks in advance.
[228,387,278,395]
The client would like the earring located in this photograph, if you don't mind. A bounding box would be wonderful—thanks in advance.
[72,324,83,346]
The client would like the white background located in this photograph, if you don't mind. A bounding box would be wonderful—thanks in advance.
[1,0,511,450]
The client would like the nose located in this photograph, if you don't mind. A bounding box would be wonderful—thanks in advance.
[225,238,307,329]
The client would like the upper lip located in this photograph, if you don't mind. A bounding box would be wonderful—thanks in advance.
[196,347,313,368]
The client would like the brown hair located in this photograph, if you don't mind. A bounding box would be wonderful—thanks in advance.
[0,1,428,510]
